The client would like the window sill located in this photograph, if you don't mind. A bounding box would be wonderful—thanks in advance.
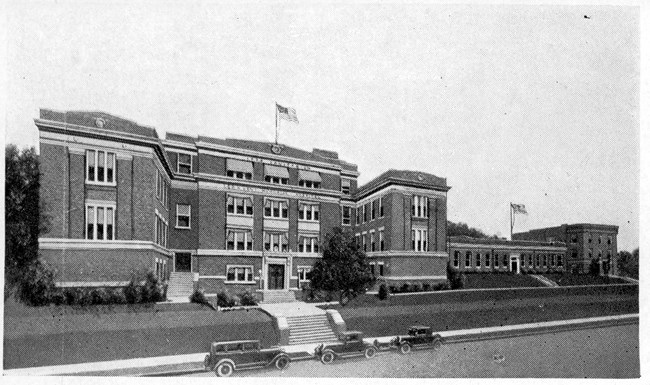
[224,281,257,285]
[227,213,254,218]
[85,181,117,187]
[264,216,289,220]
[175,226,191,230]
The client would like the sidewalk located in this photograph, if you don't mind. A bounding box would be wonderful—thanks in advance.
[4,313,638,377]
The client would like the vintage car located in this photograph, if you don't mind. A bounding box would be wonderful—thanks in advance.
[314,331,378,364]
[390,325,444,354]
[203,340,290,377]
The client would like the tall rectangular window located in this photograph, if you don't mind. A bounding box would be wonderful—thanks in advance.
[371,200,376,220]
[476,252,481,267]
[298,235,319,253]
[355,207,360,225]
[465,251,471,268]
[411,228,428,251]
[226,266,254,282]
[177,153,192,174]
[494,253,500,267]
[341,179,351,195]
[264,232,288,252]
[412,196,428,218]
[176,204,191,228]
[86,204,115,240]
[86,150,116,184]
[363,204,368,222]
[379,230,385,251]
[484,252,490,267]
[342,206,351,225]
[362,233,367,252]
[379,197,384,217]
[453,251,460,267]
[370,231,376,252]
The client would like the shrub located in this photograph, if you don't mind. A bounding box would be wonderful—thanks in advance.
[64,287,81,306]
[422,283,431,291]
[216,290,237,308]
[389,285,398,294]
[17,262,56,306]
[190,288,209,305]
[50,288,66,306]
[140,272,164,303]
[433,282,450,291]
[411,283,422,292]
[446,263,466,290]
[400,283,410,293]
[123,280,140,304]
[239,290,258,306]
[108,288,127,304]
[90,288,109,305]
[378,284,389,300]
[77,288,93,307]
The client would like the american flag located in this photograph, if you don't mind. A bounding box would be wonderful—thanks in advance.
[511,203,528,215]
[276,103,298,123]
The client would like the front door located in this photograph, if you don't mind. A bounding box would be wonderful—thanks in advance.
[175,252,191,272]
[268,264,285,290]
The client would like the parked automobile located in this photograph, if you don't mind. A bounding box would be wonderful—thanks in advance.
[314,331,378,364]
[390,325,444,354]
[204,340,290,377]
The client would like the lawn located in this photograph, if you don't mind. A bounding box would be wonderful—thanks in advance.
[462,272,546,289]
[542,273,629,286]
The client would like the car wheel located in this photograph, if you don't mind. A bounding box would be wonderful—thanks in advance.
[275,356,290,370]
[321,351,335,364]
[203,355,211,371]
[364,346,378,359]
[399,343,412,354]
[432,339,443,351]
[215,362,234,377]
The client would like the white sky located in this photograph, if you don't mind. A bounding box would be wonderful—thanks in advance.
[3,1,641,251]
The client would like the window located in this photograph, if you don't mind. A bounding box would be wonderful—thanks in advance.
[571,235,578,243]
[298,170,321,189]
[154,210,168,247]
[363,204,368,223]
[227,196,253,216]
[557,254,563,267]
[86,150,116,184]
[297,267,311,287]
[588,249,593,259]
[299,203,319,221]
[370,264,375,275]
[453,251,460,267]
[588,234,592,243]
[226,229,253,250]
[412,196,428,218]
[411,228,428,251]
[535,255,540,267]
[484,252,491,267]
[226,159,253,180]
[494,253,499,267]
[265,199,288,219]
[341,179,351,195]
[370,231,376,252]
[356,207,360,225]
[542,254,548,267]
[362,233,367,251]
[176,204,191,228]
[371,200,376,220]
[476,253,481,267]
[379,197,384,217]
[379,230,385,251]
[299,180,321,189]
[264,165,289,184]
[465,251,471,267]
[226,265,254,282]
[355,234,361,246]
[86,204,115,240]
[550,254,556,267]
[598,236,602,244]
[502,254,507,267]
[177,153,192,174]
[378,263,384,276]
[264,232,288,252]
[607,236,612,245]
[342,206,351,225]
[298,235,319,253]
[528,254,533,266]
[370,262,385,276]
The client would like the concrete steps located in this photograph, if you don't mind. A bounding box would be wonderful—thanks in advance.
[166,272,195,298]
[286,314,338,345]
[260,290,297,303]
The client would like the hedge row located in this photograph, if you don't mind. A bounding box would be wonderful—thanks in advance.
[189,289,259,309]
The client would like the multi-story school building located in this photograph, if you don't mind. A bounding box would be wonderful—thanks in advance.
[36,109,450,295]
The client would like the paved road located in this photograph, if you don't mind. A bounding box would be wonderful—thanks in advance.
[183,323,639,378]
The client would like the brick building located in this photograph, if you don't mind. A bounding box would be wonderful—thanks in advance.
[36,109,450,297]
[449,236,567,274]
[513,224,618,274]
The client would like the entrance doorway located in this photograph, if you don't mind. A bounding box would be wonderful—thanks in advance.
[268,264,285,290]
[509,254,521,274]
[175,252,192,272]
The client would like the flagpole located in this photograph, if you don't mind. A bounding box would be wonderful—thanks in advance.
[510,203,513,240]
[275,102,278,145]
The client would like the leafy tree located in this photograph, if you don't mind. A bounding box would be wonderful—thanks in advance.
[308,227,375,306]
[447,221,496,239]
[617,249,639,279]
[5,145,53,302]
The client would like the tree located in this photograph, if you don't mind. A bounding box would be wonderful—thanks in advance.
[617,249,639,279]
[447,221,496,239]
[307,227,375,306]
[5,145,52,302]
